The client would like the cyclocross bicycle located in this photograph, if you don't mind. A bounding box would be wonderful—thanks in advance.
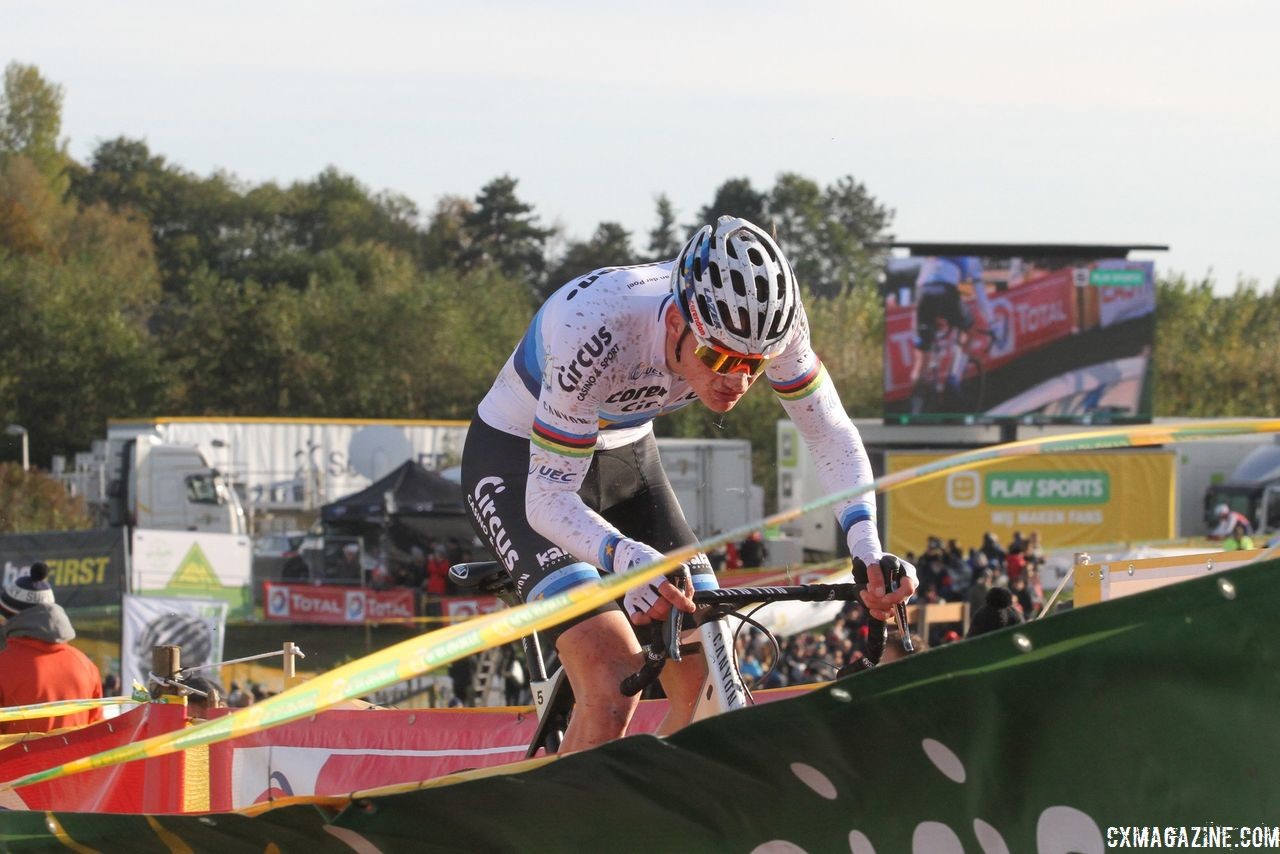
[449,555,912,757]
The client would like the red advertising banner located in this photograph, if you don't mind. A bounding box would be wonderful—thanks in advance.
[885,268,1078,400]
[0,703,188,813]
[208,687,816,810]
[263,582,416,624]
[444,596,503,622]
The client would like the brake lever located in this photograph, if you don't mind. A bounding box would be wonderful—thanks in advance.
[882,555,914,653]
[850,556,914,660]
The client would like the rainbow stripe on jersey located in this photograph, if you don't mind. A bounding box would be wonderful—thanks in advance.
[771,363,828,401]
[531,418,597,458]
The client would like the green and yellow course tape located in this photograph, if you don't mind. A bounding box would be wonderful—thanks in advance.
[3,418,1277,792]
[0,697,141,725]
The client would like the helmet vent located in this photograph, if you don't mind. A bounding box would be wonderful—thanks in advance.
[716,300,751,338]
[696,293,715,326]
[754,275,769,302]
[729,269,747,296]
[759,238,778,264]
[747,247,764,266]
[709,262,723,289]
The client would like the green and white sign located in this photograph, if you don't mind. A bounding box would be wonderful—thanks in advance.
[1089,268,1147,287]
[985,470,1110,505]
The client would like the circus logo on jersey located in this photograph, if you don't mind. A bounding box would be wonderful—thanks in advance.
[467,477,519,572]
[556,326,614,393]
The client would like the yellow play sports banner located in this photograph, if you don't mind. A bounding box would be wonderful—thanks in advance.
[3,419,1278,793]
[886,450,1176,555]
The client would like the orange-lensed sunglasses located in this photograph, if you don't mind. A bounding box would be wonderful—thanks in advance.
[692,341,768,377]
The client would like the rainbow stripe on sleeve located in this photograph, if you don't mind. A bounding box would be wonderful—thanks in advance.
[771,363,828,401]
[531,419,597,458]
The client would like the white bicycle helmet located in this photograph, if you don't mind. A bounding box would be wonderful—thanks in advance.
[671,215,799,358]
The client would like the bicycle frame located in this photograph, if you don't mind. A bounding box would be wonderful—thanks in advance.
[688,616,749,721]
[448,560,874,757]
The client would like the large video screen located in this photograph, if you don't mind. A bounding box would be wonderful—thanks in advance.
[882,251,1155,425]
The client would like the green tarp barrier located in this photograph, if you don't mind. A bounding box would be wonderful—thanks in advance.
[3,558,1278,853]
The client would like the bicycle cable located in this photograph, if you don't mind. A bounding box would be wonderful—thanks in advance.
[726,603,782,702]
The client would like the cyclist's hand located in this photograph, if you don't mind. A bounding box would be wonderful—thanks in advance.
[615,540,696,626]
[624,575,695,626]
[859,554,918,621]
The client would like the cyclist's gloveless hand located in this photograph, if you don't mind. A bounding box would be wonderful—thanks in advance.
[859,554,919,621]
[615,540,697,626]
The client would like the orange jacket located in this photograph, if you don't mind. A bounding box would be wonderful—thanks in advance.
[0,636,104,734]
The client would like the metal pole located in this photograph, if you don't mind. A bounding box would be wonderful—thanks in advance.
[4,425,27,472]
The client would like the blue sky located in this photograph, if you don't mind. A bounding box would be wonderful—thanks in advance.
[5,0,1277,291]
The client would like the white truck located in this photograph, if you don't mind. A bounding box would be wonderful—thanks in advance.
[89,419,761,538]
[96,417,470,529]
[58,434,247,534]
[656,438,762,541]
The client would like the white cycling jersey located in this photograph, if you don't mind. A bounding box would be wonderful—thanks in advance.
[476,260,883,572]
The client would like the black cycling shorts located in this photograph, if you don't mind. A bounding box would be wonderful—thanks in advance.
[460,416,706,641]
[915,282,974,352]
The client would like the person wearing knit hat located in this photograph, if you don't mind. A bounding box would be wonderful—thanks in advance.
[966,586,1025,638]
[0,561,57,614]
[0,562,104,734]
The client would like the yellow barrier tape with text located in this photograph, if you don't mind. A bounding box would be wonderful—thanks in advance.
[0,697,142,724]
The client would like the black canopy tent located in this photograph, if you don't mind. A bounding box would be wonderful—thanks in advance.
[319,461,478,577]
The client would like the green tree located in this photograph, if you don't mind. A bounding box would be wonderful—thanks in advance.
[646,193,682,260]
[424,268,537,418]
[768,173,893,298]
[461,175,551,292]
[70,137,242,290]
[697,177,767,229]
[0,464,95,533]
[544,222,635,297]
[803,284,884,417]
[422,195,475,270]
[0,160,167,463]
[0,63,69,191]
[1154,276,1280,416]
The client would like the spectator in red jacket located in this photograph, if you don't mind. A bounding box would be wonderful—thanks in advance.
[0,562,103,735]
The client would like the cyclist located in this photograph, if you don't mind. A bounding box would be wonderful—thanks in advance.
[460,215,917,753]
[1208,502,1252,540]
[908,255,990,393]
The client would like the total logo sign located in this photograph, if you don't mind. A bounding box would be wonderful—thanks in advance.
[264,582,415,624]
[268,585,291,618]
[345,590,366,622]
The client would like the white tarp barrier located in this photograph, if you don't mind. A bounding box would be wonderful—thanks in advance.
[120,594,228,691]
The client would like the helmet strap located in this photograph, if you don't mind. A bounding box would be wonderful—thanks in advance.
[674,325,691,364]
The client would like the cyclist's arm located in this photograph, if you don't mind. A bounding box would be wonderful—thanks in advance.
[525,409,693,620]
[525,405,624,571]
[766,307,882,567]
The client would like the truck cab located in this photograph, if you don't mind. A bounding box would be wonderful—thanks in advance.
[111,435,247,534]
[1204,444,1280,537]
